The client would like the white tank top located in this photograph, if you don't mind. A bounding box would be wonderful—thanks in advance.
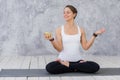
[58,25,82,62]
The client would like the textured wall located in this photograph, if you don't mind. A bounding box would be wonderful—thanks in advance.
[0,0,120,56]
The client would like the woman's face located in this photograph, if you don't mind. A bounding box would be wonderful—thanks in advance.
[64,7,76,21]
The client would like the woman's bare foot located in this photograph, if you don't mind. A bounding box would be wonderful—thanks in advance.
[79,60,86,63]
[56,59,69,67]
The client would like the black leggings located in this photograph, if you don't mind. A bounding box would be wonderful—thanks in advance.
[46,60,100,74]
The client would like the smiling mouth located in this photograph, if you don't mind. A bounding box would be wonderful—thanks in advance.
[64,16,69,18]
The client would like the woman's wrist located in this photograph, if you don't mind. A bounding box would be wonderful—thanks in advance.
[49,38,54,41]
[93,33,98,37]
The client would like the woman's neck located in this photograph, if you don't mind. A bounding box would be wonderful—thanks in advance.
[65,19,76,28]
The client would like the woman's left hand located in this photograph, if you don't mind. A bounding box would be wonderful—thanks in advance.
[95,28,105,35]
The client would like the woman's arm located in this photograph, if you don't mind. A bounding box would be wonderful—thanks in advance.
[44,27,63,52]
[80,27,105,50]
[50,27,63,52]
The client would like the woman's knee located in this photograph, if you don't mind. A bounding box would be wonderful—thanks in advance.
[89,61,100,73]
[46,61,59,74]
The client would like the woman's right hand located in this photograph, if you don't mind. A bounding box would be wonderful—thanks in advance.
[44,32,53,40]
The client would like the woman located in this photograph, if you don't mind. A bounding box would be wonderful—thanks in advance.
[44,5,105,74]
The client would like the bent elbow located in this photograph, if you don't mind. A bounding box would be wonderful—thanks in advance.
[83,46,89,50]
[84,48,89,50]
[55,47,62,52]
[57,49,62,52]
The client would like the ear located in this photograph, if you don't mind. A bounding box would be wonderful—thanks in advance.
[73,13,76,19]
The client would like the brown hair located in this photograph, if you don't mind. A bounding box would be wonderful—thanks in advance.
[65,5,77,19]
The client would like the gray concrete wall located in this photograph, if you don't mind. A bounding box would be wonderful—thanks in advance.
[0,0,120,56]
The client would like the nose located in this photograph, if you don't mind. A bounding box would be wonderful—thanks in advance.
[64,13,68,18]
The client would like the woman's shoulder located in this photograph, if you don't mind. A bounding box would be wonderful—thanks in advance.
[56,26,62,31]
[55,26,62,34]
[78,26,85,34]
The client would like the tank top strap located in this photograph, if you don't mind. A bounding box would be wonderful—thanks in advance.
[77,25,81,35]
[61,25,64,35]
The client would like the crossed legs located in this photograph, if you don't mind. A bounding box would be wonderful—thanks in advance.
[46,60,100,74]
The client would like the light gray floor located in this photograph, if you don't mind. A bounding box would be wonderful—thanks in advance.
[0,55,120,80]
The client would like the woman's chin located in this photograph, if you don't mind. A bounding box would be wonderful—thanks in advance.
[64,17,73,22]
[65,19,71,22]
